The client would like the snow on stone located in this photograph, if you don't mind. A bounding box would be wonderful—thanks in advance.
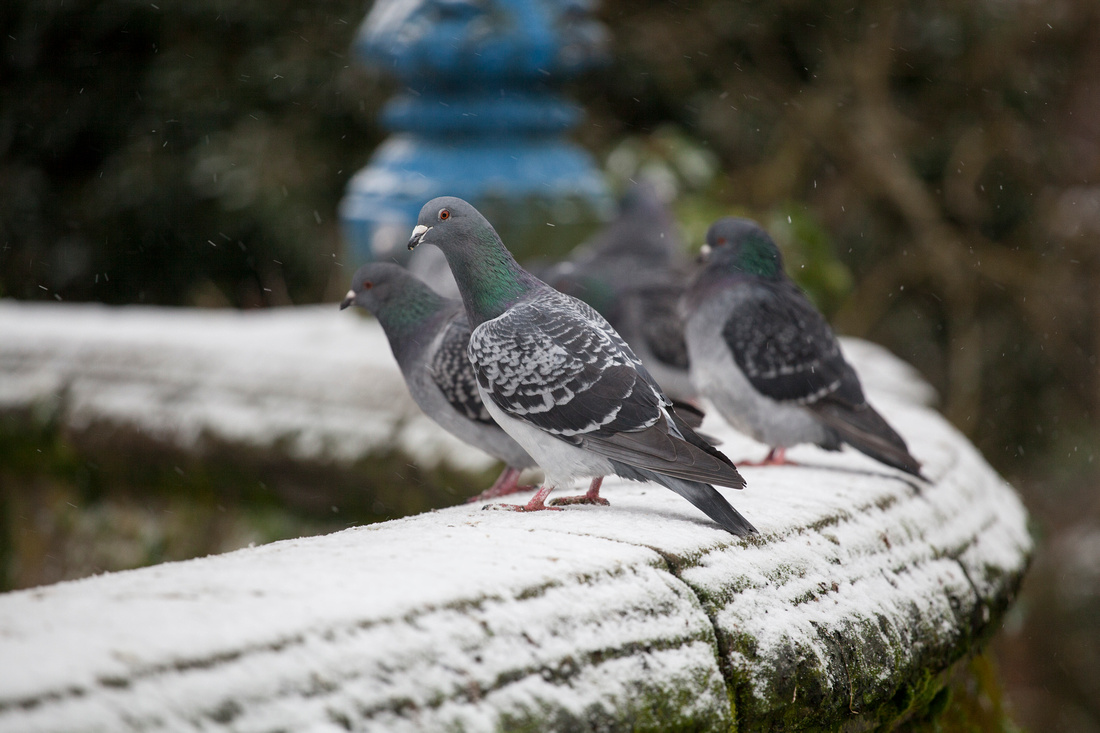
[0,518,728,732]
[0,301,1031,731]
[0,300,493,471]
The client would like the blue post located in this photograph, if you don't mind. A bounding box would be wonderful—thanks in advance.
[339,0,614,285]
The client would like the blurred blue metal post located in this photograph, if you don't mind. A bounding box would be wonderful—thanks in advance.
[339,0,614,278]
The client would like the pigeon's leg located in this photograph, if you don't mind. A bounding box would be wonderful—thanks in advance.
[482,484,564,512]
[548,477,610,506]
[466,466,535,503]
[738,447,798,467]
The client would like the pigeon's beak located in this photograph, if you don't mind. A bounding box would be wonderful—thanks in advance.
[339,290,355,310]
[407,224,431,251]
[696,243,712,264]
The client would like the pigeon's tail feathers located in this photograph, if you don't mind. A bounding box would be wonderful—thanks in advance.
[611,461,757,537]
[812,401,927,480]
[667,408,742,474]
[670,400,706,429]
[582,418,746,491]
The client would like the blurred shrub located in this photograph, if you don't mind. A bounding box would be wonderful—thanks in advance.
[0,0,384,306]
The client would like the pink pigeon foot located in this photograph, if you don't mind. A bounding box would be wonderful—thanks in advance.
[738,447,798,467]
[466,466,535,503]
[548,477,610,506]
[482,484,563,512]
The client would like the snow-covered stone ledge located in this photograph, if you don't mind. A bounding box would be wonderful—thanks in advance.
[0,302,1031,731]
[0,301,496,474]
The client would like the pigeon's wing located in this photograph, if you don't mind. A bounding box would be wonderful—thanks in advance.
[428,314,495,426]
[470,294,661,437]
[581,415,745,489]
[471,293,744,489]
[812,399,926,478]
[720,282,925,479]
[722,282,865,407]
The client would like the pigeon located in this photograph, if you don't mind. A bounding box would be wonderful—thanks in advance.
[683,217,925,478]
[407,196,756,536]
[340,262,539,501]
[541,182,700,409]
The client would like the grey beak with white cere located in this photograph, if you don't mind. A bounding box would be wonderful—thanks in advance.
[407,224,431,251]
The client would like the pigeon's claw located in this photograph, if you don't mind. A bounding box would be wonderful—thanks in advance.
[482,485,562,512]
[548,495,609,507]
[548,477,608,506]
[738,447,796,467]
[467,467,534,503]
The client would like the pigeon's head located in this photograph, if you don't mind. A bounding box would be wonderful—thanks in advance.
[407,196,492,256]
[405,196,531,324]
[702,217,783,279]
[340,262,423,314]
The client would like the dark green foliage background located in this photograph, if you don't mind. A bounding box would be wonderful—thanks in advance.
[1,0,383,307]
[3,1,1099,729]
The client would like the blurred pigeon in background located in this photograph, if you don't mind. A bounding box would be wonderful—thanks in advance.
[341,262,539,501]
[542,182,701,412]
[683,217,925,478]
[408,196,756,536]
[411,182,701,415]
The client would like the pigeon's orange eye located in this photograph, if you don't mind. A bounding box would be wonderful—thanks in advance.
[438,209,450,221]
[362,281,373,290]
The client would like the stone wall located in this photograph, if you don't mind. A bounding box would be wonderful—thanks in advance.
[0,302,1031,731]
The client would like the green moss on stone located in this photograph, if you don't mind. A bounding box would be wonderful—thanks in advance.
[894,653,1018,732]
[487,671,733,733]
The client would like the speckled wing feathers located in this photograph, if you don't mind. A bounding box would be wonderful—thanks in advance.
[429,316,494,426]
[470,294,661,439]
[717,280,924,477]
[471,292,745,490]
[722,282,863,407]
